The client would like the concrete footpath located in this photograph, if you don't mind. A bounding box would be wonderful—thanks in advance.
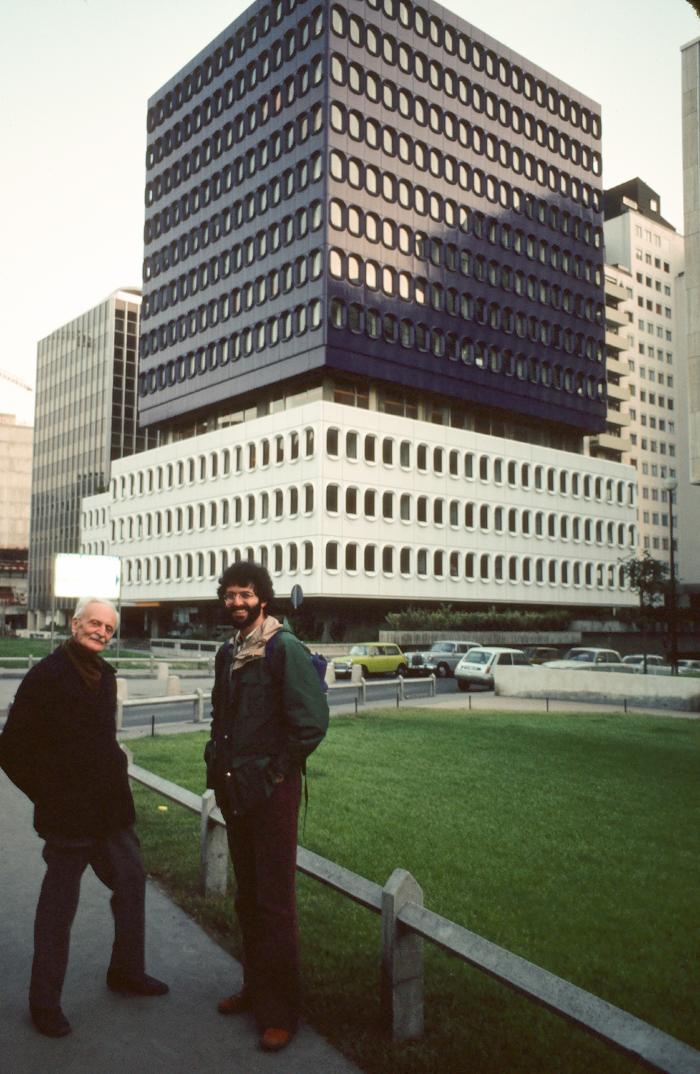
[0,772,364,1074]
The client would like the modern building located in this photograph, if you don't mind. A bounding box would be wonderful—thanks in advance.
[585,265,633,464]
[682,36,700,489]
[28,289,155,629]
[603,179,684,566]
[0,413,32,631]
[81,0,637,635]
[673,269,700,605]
[680,37,700,606]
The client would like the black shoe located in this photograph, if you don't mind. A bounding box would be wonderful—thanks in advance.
[30,1005,71,1038]
[106,969,169,996]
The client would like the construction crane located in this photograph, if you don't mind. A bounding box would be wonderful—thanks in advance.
[0,368,34,392]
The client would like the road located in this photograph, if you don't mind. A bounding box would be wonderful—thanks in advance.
[0,670,468,732]
[116,675,462,730]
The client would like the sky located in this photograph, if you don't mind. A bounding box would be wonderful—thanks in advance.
[1,0,698,425]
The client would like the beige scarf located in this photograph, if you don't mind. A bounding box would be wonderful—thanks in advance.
[231,615,282,671]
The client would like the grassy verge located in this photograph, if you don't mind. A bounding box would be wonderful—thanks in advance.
[0,638,144,665]
[129,708,699,1074]
[0,638,57,660]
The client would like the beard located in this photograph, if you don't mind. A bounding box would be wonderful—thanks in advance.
[229,598,263,633]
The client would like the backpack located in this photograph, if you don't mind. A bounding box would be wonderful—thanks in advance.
[263,629,327,831]
[264,631,328,692]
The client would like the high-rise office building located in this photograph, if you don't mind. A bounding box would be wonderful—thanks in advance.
[680,37,700,605]
[603,179,684,567]
[28,289,154,628]
[82,0,637,634]
[138,0,608,441]
[682,36,700,489]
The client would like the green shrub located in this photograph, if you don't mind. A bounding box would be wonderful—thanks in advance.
[385,604,572,632]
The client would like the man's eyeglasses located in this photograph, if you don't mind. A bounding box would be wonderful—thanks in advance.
[223,591,256,604]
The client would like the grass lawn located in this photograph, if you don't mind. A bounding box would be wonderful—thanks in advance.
[0,638,143,665]
[0,638,58,660]
[128,708,700,1074]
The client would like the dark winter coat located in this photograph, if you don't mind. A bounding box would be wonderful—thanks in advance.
[0,647,135,838]
[206,627,329,816]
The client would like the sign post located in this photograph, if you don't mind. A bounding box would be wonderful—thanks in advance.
[53,554,122,650]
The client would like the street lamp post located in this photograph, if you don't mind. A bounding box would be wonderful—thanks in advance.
[665,480,678,675]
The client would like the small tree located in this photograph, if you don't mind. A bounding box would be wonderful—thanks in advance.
[620,552,669,613]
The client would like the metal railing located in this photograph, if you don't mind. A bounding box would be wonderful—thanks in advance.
[0,654,214,672]
[114,675,437,729]
[116,691,206,730]
[124,756,700,1073]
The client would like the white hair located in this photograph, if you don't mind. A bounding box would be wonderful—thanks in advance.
[72,597,120,627]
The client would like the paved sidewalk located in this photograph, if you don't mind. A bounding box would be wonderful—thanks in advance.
[0,772,363,1074]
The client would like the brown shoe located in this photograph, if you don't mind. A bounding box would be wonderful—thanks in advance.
[217,991,251,1015]
[259,1027,294,1052]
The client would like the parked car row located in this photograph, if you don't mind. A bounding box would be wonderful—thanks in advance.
[332,643,699,683]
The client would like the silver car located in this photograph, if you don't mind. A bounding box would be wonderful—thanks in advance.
[543,647,622,669]
[405,640,482,678]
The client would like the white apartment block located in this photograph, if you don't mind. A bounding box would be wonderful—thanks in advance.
[604,180,684,567]
[81,400,637,619]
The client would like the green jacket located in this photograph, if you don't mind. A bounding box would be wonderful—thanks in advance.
[206,627,328,816]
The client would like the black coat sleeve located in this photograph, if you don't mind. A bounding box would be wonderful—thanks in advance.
[0,667,45,801]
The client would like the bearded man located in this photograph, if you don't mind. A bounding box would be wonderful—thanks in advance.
[206,562,328,1053]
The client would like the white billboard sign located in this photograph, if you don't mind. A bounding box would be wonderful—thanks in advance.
[54,554,121,600]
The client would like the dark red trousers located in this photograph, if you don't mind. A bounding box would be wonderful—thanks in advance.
[224,769,301,1032]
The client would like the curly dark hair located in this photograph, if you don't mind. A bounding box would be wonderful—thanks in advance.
[216,560,275,605]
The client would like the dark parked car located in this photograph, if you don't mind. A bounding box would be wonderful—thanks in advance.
[525,647,561,665]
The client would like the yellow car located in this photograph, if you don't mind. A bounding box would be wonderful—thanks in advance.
[333,644,408,678]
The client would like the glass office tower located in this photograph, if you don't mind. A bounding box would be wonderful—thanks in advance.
[28,290,153,624]
[138,0,606,446]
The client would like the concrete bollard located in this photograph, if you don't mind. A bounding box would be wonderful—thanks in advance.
[166,675,181,696]
[351,663,363,683]
[325,662,336,687]
[155,661,169,685]
[381,868,424,1042]
[199,790,228,896]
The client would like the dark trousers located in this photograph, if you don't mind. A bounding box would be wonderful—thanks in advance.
[225,770,301,1032]
[29,827,146,1010]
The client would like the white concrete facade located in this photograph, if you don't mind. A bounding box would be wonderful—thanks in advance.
[0,414,32,549]
[81,401,637,611]
[604,205,684,565]
[682,37,700,488]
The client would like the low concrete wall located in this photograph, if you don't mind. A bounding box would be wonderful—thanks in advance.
[494,667,700,712]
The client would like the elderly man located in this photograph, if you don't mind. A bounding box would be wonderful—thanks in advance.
[0,598,168,1038]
